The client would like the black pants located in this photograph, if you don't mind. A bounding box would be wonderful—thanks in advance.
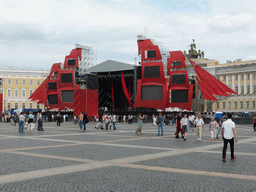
[254,123,256,131]
[222,138,234,159]
[57,119,61,126]
[38,120,43,130]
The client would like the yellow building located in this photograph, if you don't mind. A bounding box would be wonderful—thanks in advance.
[0,67,49,112]
[191,58,256,113]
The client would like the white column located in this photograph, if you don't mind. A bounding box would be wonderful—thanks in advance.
[232,74,235,90]
[244,73,246,94]
[238,74,241,94]
[250,72,253,94]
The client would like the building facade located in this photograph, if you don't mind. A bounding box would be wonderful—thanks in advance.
[0,67,49,112]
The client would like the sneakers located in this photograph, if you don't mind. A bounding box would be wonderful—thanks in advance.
[222,158,226,162]
[231,156,236,161]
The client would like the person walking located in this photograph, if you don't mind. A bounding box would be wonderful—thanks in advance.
[175,112,183,139]
[222,113,238,162]
[83,112,88,130]
[79,112,84,130]
[209,117,218,141]
[157,113,165,136]
[194,115,204,141]
[18,112,25,133]
[56,112,61,126]
[112,113,117,130]
[253,115,256,131]
[216,114,226,139]
[27,111,34,133]
[136,113,145,135]
[181,114,189,140]
[37,112,44,131]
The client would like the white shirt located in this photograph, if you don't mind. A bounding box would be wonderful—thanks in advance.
[112,115,116,122]
[181,117,189,126]
[195,118,204,127]
[188,116,194,122]
[222,119,235,139]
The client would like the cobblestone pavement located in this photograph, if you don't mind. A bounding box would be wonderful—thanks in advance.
[0,121,256,191]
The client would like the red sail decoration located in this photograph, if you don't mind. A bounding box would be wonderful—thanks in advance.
[30,47,98,115]
[121,71,132,107]
[188,58,237,100]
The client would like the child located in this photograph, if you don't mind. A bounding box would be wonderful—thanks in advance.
[209,117,218,141]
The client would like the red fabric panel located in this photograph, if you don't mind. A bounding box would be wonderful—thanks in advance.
[196,77,217,100]
[137,39,154,55]
[141,62,165,84]
[189,58,237,96]
[141,45,162,62]
[74,89,98,116]
[166,84,193,111]
[111,82,115,110]
[133,79,168,110]
[121,71,132,107]
[168,70,190,89]
[29,78,48,104]
[167,51,186,74]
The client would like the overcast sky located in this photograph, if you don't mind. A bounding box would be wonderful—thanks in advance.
[1,0,256,70]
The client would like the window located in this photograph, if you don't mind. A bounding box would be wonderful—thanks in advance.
[216,102,219,109]
[222,102,225,109]
[15,80,18,85]
[30,103,33,109]
[8,79,11,85]
[241,74,244,80]
[228,101,231,109]
[23,80,26,85]
[22,103,25,109]
[15,103,18,109]
[246,101,249,109]
[229,75,232,81]
[223,76,226,81]
[15,89,18,97]
[241,85,244,94]
[216,76,220,80]
[234,101,237,109]
[247,84,250,94]
[240,101,243,109]
[7,103,11,110]
[7,89,11,97]
[235,85,238,93]
[29,90,33,97]
[37,104,40,109]
[253,101,255,109]
[22,89,26,97]
[235,74,238,81]
[30,80,33,85]
[247,73,250,80]
[254,84,256,93]
[253,73,256,79]
[0,89,2,94]
[37,80,40,85]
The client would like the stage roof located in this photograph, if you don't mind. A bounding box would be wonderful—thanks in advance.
[86,60,135,73]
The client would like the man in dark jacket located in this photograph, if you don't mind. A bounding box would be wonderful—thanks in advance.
[83,112,88,130]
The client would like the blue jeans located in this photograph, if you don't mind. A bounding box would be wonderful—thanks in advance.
[189,121,193,129]
[79,120,83,129]
[19,121,24,133]
[216,125,222,138]
[182,125,188,133]
[106,122,109,130]
[113,122,116,130]
[158,123,163,135]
